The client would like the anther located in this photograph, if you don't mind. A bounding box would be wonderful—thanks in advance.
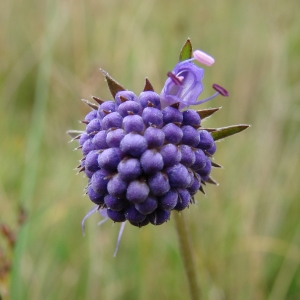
[190,84,228,106]
[212,84,229,97]
[167,72,183,86]
[193,50,215,66]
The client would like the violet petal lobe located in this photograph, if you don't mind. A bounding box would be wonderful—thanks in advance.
[160,61,204,109]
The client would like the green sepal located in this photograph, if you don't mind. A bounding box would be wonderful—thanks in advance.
[100,69,125,98]
[179,38,193,61]
[211,124,250,141]
[197,107,221,120]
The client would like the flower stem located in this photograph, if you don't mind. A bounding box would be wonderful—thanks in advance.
[174,211,201,300]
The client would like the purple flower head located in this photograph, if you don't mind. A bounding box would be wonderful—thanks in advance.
[68,38,249,255]
[160,61,204,110]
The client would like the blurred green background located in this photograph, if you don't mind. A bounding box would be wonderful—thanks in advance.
[1,0,300,299]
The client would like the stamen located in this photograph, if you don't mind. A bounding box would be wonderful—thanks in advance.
[189,84,229,106]
[193,50,215,66]
[81,206,99,236]
[212,84,229,97]
[97,215,109,227]
[167,72,183,86]
[191,92,219,105]
[114,222,126,257]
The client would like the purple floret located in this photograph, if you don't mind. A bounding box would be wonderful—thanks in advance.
[166,164,192,188]
[85,150,99,172]
[182,110,201,126]
[160,144,181,167]
[120,133,148,157]
[104,195,128,211]
[101,112,123,130]
[118,158,142,181]
[82,139,95,156]
[125,205,146,223]
[197,130,214,150]
[206,142,217,155]
[148,172,170,196]
[98,148,124,171]
[126,179,150,204]
[107,209,126,222]
[123,115,145,133]
[187,173,201,196]
[179,145,196,167]
[92,131,108,150]
[97,101,117,119]
[162,106,183,124]
[84,110,97,122]
[117,100,142,117]
[86,118,101,134]
[181,125,200,147]
[87,186,105,205]
[79,132,90,146]
[139,91,161,109]
[159,190,178,210]
[162,123,183,144]
[106,128,126,148]
[135,195,158,214]
[107,174,128,198]
[140,149,164,174]
[90,169,110,194]
[192,149,206,171]
[142,107,163,128]
[148,209,170,225]
[174,189,191,211]
[115,91,138,106]
[144,127,165,148]
[197,157,212,180]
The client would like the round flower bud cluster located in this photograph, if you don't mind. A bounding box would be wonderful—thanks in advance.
[77,89,216,227]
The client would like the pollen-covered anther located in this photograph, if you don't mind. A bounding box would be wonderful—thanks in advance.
[193,50,215,66]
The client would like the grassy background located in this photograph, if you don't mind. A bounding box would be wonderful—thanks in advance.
[1,0,300,299]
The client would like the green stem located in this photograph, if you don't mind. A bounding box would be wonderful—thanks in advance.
[174,211,201,300]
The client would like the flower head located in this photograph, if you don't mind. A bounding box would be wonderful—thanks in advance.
[68,39,249,234]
